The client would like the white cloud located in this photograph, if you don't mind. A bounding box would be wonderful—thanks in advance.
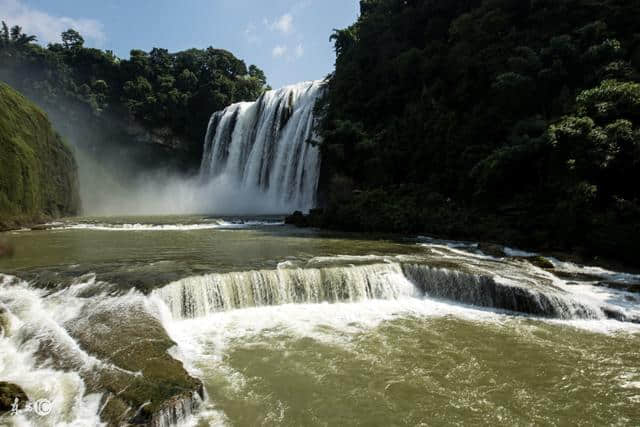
[272,45,287,58]
[268,13,293,35]
[295,43,304,58]
[0,0,105,46]
[244,23,260,45]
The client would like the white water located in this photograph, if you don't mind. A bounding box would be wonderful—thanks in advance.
[40,220,284,232]
[199,81,324,213]
[77,81,323,217]
[153,263,420,320]
[3,244,640,426]
[149,249,640,324]
[0,275,104,427]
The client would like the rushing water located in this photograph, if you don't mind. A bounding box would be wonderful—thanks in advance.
[200,81,324,213]
[1,217,639,426]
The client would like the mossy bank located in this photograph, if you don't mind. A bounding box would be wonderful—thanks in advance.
[0,82,79,229]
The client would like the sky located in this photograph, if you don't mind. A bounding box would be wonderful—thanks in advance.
[0,0,360,88]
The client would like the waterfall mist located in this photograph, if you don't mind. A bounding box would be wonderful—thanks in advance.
[73,80,324,216]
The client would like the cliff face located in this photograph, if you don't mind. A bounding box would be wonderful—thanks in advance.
[0,82,80,229]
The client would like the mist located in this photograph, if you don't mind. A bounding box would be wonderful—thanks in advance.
[76,157,301,216]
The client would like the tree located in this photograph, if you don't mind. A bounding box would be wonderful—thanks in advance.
[177,69,198,92]
[0,22,36,48]
[62,29,84,50]
[249,64,267,86]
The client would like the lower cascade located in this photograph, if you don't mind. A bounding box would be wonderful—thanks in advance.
[2,238,640,426]
[152,261,635,323]
[199,81,324,212]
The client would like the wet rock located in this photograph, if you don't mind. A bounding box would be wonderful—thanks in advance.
[402,264,599,319]
[550,270,603,282]
[65,302,204,426]
[512,256,554,269]
[602,307,628,322]
[0,306,12,337]
[477,243,505,258]
[30,224,50,231]
[285,211,308,227]
[0,382,28,414]
[596,281,640,294]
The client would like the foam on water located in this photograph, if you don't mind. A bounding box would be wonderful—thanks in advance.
[44,222,226,232]
[0,275,104,427]
[37,219,285,232]
[155,287,640,426]
[547,257,640,283]
[3,230,640,425]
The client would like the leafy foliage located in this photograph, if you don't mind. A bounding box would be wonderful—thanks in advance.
[0,82,79,228]
[318,0,640,265]
[0,23,268,169]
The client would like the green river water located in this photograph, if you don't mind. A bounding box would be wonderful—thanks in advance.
[0,216,639,426]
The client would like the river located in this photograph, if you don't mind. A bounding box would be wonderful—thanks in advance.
[1,216,639,426]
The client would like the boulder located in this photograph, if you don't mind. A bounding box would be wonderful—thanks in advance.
[0,382,28,414]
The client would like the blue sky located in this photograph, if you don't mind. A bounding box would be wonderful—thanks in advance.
[0,0,360,88]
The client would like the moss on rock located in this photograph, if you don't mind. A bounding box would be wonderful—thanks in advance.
[0,82,79,229]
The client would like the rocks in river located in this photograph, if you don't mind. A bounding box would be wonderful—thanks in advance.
[402,263,601,319]
[285,211,309,227]
[30,224,51,231]
[64,301,204,426]
[0,382,28,414]
[0,306,12,337]
[285,209,324,228]
[511,256,554,269]
[477,243,506,258]
[21,295,204,426]
[595,281,640,294]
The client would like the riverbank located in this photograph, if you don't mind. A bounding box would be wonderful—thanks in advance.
[286,208,640,274]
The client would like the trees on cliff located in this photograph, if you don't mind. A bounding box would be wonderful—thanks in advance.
[318,0,640,265]
[0,23,268,168]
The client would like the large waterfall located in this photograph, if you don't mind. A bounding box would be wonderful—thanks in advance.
[199,81,324,213]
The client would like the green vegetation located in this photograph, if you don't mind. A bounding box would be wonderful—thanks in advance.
[0,24,268,169]
[0,82,79,229]
[317,0,640,266]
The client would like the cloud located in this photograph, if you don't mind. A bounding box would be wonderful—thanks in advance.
[244,23,260,45]
[295,44,304,58]
[0,0,105,46]
[268,13,293,34]
[272,45,287,58]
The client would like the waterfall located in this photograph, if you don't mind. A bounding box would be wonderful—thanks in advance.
[153,263,420,320]
[199,81,324,212]
[152,262,637,322]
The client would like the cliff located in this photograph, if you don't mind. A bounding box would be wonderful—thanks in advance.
[0,82,80,229]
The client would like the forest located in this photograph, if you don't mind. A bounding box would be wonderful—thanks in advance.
[0,23,268,170]
[315,0,640,265]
